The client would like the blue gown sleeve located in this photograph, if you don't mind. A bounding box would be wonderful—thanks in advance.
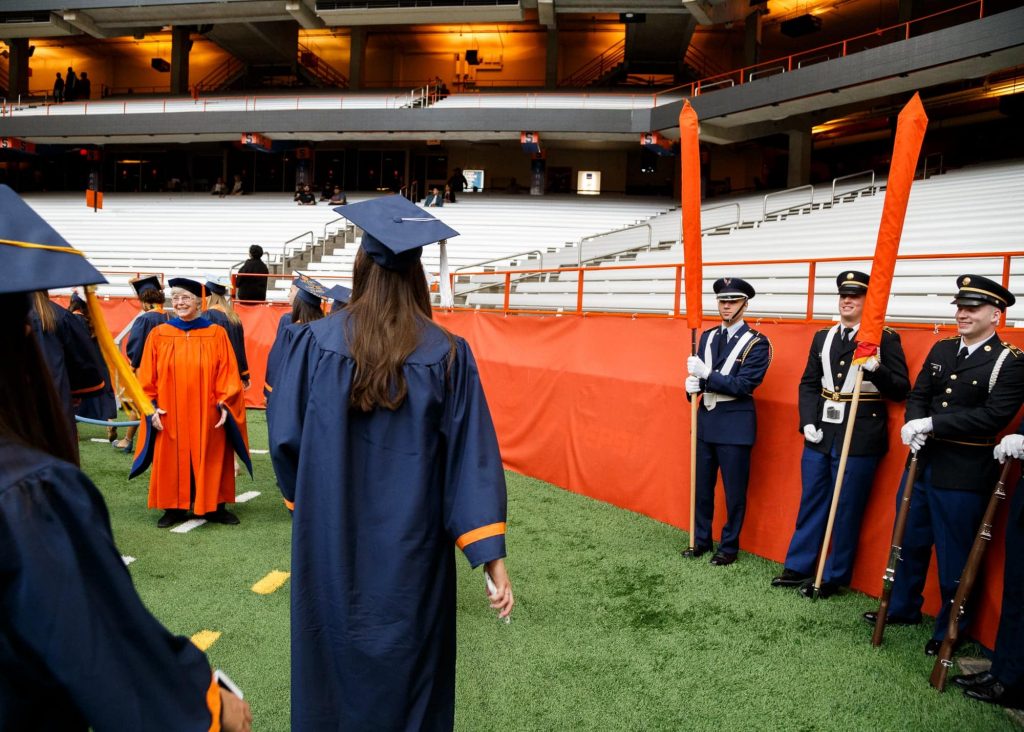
[126,313,163,370]
[441,338,507,568]
[0,457,219,731]
[57,306,105,396]
[228,320,249,382]
[267,327,316,502]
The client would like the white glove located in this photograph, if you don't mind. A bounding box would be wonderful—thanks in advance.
[687,355,710,379]
[861,355,880,372]
[803,424,824,444]
[900,417,933,451]
[685,376,702,394]
[994,433,1024,463]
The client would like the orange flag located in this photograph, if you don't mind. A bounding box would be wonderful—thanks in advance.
[855,93,928,362]
[679,101,703,331]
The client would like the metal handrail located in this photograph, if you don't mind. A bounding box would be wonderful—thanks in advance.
[762,185,814,222]
[830,170,876,204]
[454,249,544,274]
[579,239,670,267]
[701,202,742,232]
[578,222,652,268]
[281,231,314,264]
[323,216,348,242]
[921,152,945,179]
[747,65,786,82]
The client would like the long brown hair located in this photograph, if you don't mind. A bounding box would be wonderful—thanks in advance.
[31,290,58,332]
[0,293,78,464]
[206,291,242,325]
[346,248,454,411]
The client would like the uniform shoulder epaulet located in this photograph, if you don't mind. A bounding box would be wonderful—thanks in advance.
[1001,341,1023,358]
[939,335,959,342]
[740,331,772,362]
[883,326,898,335]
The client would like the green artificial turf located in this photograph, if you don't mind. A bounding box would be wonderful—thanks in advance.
[77,412,1018,731]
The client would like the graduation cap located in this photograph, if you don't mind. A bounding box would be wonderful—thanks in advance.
[204,276,228,297]
[168,277,204,298]
[335,194,459,307]
[328,284,351,313]
[713,277,755,301]
[293,272,326,306]
[0,184,106,295]
[129,275,163,297]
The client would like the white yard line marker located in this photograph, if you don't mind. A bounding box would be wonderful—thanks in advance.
[90,438,112,444]
[235,491,261,503]
[170,518,207,533]
[250,448,269,454]
[122,555,136,566]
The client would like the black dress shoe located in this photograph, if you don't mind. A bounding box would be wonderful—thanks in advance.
[681,546,711,559]
[157,509,188,529]
[205,507,240,525]
[799,581,840,599]
[965,680,1024,709]
[925,639,942,656]
[709,552,737,566]
[953,671,996,689]
[771,569,810,588]
[862,611,921,627]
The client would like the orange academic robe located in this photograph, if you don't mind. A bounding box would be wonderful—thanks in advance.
[134,317,250,515]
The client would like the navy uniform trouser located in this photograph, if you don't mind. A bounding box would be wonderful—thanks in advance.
[694,439,750,555]
[992,484,1023,688]
[784,444,881,585]
[887,463,987,641]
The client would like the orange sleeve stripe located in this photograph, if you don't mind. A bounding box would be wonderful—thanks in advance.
[206,674,222,732]
[264,384,273,393]
[71,380,106,396]
[455,522,506,550]
[283,498,295,511]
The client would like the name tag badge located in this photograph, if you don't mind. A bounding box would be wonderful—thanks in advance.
[822,399,846,424]
[930,362,943,376]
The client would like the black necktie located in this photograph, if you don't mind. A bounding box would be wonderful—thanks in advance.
[716,328,728,361]
[842,327,853,342]
[957,346,968,365]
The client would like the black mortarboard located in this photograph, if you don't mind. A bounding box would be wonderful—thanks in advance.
[204,278,228,297]
[130,275,163,297]
[168,277,204,298]
[293,273,326,306]
[335,194,459,271]
[0,184,106,295]
[836,270,870,295]
[68,291,87,313]
[713,277,755,301]
[952,274,1015,310]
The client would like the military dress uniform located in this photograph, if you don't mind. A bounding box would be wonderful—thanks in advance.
[777,271,910,594]
[873,275,1024,651]
[687,278,772,563]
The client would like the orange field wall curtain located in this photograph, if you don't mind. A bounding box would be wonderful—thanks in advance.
[71,296,1018,648]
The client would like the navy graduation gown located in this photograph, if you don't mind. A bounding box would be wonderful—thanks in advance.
[126,310,169,369]
[268,312,507,732]
[0,438,220,731]
[203,309,250,383]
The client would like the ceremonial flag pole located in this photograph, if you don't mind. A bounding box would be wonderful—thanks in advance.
[680,100,704,552]
[811,93,929,599]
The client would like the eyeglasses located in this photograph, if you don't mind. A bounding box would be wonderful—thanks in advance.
[171,294,196,303]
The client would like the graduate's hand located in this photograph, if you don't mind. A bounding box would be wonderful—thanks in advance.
[219,688,252,732]
[150,408,167,432]
[242,379,251,391]
[215,405,228,429]
[484,558,514,620]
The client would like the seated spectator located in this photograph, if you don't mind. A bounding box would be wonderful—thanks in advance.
[295,185,317,206]
[424,186,443,207]
[329,186,348,205]
[211,177,226,197]
[443,184,453,204]
[229,175,244,196]
[235,245,270,303]
[320,182,335,201]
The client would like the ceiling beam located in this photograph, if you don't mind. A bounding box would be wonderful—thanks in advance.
[285,1,324,30]
[61,10,114,39]
[538,0,556,27]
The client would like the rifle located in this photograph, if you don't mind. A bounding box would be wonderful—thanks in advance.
[872,452,920,647]
[929,459,1013,690]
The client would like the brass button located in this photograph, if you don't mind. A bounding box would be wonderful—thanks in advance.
[942,401,948,407]
[951,374,958,380]
[840,360,845,366]
[972,380,978,385]
[945,388,952,394]
[985,345,992,352]
[837,373,843,378]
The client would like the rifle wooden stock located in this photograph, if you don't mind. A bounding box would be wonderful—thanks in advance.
[872,452,920,647]
[929,459,1013,690]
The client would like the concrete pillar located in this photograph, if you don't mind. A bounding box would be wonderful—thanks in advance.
[545,29,558,89]
[898,0,917,23]
[744,10,762,67]
[7,38,31,98]
[349,28,366,90]
[787,128,812,188]
[170,26,191,95]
